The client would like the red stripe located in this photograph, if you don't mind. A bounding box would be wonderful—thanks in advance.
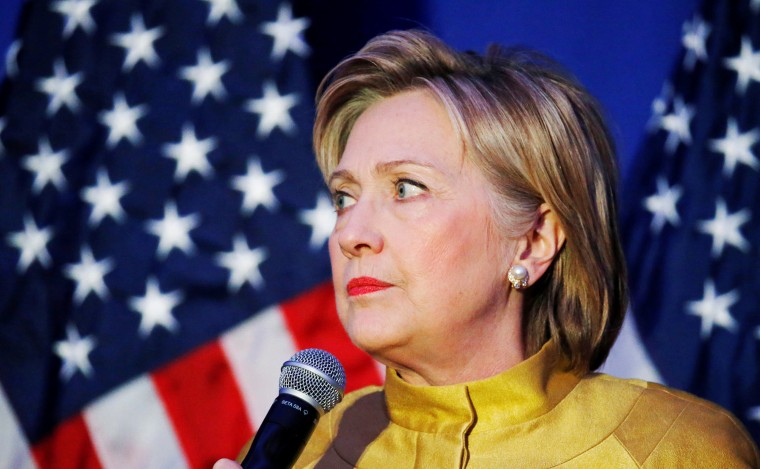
[280,281,383,392]
[32,413,102,469]
[152,341,252,468]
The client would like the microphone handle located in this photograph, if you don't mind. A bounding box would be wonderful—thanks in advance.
[241,393,320,469]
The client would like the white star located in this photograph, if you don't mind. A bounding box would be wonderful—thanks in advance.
[53,323,96,380]
[686,280,739,339]
[215,234,268,292]
[245,81,299,138]
[709,118,759,178]
[110,14,165,71]
[81,168,130,227]
[178,48,230,104]
[755,325,760,340]
[660,97,694,153]
[63,246,113,304]
[0,117,6,156]
[299,192,336,249]
[202,0,243,25]
[98,93,148,148]
[145,202,200,259]
[161,124,217,182]
[6,214,53,272]
[129,277,182,337]
[35,59,83,116]
[697,199,751,257]
[753,0,760,13]
[22,138,69,194]
[682,15,710,70]
[749,406,760,423]
[260,2,310,60]
[5,39,20,78]
[51,0,98,38]
[647,82,673,131]
[643,177,682,233]
[231,157,284,214]
[723,36,760,95]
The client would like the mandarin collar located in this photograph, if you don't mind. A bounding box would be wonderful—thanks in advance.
[383,341,580,433]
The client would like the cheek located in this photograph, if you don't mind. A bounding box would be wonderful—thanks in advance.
[328,236,348,306]
[408,213,506,295]
[328,233,347,276]
[423,218,485,266]
[399,222,472,298]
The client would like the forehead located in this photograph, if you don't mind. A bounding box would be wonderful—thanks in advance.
[335,90,465,173]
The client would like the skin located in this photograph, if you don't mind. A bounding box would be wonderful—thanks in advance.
[214,89,566,468]
[213,459,240,469]
[328,89,558,386]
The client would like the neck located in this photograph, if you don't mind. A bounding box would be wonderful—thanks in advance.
[396,346,525,386]
[383,311,525,386]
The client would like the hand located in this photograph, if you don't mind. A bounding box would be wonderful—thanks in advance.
[213,458,242,469]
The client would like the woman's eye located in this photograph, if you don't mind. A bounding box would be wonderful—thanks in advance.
[395,179,426,199]
[332,191,356,211]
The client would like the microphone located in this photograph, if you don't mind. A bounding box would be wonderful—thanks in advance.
[240,349,346,469]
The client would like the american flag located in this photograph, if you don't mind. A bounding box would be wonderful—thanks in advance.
[608,0,760,444]
[0,1,382,467]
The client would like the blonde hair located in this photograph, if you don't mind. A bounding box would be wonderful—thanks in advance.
[314,30,627,374]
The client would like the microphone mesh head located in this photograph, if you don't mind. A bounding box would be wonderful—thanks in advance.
[279,349,346,413]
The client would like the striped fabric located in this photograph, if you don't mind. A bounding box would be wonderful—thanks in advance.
[2,282,382,468]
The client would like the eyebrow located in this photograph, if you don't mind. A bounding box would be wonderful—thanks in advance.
[327,169,355,188]
[327,159,437,187]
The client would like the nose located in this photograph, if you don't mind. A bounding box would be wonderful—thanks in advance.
[334,199,384,258]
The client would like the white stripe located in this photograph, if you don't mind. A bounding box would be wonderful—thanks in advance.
[0,383,37,469]
[373,361,387,382]
[83,376,188,469]
[220,305,298,429]
[602,308,664,383]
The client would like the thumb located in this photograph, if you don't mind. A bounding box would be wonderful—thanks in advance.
[213,458,243,469]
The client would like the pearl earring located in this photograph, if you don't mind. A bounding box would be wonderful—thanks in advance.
[508,265,529,290]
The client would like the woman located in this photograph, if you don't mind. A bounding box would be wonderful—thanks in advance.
[217,30,759,468]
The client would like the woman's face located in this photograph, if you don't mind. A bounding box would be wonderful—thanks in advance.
[327,90,521,383]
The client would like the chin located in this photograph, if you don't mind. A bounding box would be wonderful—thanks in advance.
[346,322,405,361]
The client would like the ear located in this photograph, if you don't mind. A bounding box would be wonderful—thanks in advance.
[514,203,566,285]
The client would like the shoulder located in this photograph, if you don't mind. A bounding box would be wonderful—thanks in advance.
[581,373,760,467]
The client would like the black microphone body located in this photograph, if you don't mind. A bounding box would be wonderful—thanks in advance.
[239,349,346,469]
[240,393,318,469]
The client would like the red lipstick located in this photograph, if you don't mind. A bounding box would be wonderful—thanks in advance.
[347,277,392,296]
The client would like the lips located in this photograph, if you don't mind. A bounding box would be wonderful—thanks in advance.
[346,276,393,297]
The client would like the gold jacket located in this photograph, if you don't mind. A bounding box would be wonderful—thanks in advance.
[293,342,759,468]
